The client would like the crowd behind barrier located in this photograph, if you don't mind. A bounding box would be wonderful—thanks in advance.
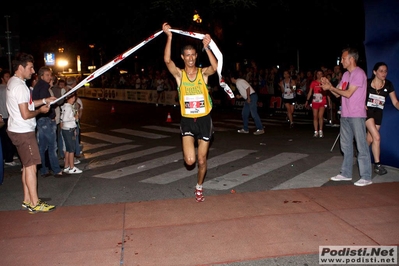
[77,86,314,118]
[74,61,341,119]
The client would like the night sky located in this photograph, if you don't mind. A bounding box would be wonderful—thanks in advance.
[1,1,365,73]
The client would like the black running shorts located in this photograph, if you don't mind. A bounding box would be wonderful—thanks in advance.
[180,114,213,141]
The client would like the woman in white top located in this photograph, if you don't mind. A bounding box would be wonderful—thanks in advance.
[279,70,297,128]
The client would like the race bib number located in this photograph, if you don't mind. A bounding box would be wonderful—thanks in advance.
[184,94,206,115]
[313,93,323,103]
[284,88,294,99]
[367,93,385,109]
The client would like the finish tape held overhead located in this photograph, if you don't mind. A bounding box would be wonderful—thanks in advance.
[51,28,234,105]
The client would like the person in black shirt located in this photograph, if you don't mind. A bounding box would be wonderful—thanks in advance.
[32,66,63,177]
[365,62,399,175]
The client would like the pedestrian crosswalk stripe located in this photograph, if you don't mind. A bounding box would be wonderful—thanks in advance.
[112,128,169,139]
[203,152,308,190]
[142,125,181,133]
[81,142,110,152]
[84,144,141,159]
[88,146,175,170]
[93,150,183,179]
[81,132,132,144]
[79,122,96,128]
[141,149,257,184]
[271,156,342,190]
[76,128,399,189]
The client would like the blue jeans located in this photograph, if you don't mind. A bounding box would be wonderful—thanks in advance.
[57,123,64,158]
[62,128,76,153]
[339,117,372,180]
[242,93,263,131]
[36,117,61,175]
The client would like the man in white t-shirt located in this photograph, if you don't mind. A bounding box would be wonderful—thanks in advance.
[6,52,56,213]
[230,70,265,135]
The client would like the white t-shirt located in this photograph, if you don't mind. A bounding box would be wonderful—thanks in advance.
[6,76,37,133]
[236,78,255,100]
[61,103,76,129]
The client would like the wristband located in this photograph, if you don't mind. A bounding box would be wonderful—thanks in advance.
[204,46,211,51]
[42,98,46,105]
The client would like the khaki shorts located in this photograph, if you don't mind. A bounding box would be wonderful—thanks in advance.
[7,130,41,167]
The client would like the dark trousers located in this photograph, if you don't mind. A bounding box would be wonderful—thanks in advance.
[0,119,17,162]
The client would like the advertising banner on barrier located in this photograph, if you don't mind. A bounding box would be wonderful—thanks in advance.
[80,87,310,117]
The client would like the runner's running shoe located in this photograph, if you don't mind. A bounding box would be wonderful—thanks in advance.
[195,188,205,202]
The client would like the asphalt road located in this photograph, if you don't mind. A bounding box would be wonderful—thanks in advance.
[2,98,398,212]
[2,98,399,266]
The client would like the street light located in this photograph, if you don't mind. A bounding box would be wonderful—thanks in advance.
[193,10,202,23]
[58,59,68,73]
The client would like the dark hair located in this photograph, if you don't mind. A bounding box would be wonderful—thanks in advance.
[0,69,10,80]
[371,62,388,79]
[181,44,196,55]
[66,92,77,100]
[11,53,34,72]
[229,70,240,80]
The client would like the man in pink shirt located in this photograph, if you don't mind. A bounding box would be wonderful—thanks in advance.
[320,47,372,186]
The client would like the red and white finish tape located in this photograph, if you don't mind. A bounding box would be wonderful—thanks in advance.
[51,28,233,105]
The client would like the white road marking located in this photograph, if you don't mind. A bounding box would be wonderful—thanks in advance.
[142,125,181,133]
[93,150,183,179]
[88,146,175,170]
[112,128,169,139]
[84,145,141,159]
[203,152,308,190]
[141,149,257,184]
[81,132,132,144]
[271,156,342,190]
[81,142,110,152]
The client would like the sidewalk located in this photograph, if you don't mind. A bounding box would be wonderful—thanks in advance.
[1,182,398,266]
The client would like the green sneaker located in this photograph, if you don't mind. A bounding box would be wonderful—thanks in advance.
[28,200,56,214]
